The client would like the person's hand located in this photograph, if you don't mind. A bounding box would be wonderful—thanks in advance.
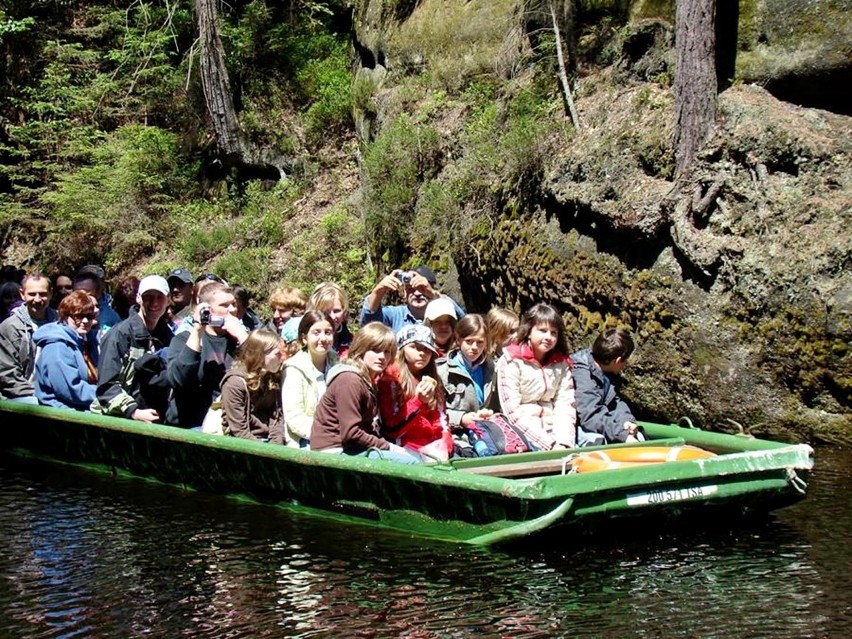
[132,408,160,423]
[625,434,639,443]
[415,376,437,406]
[222,314,249,344]
[624,421,639,436]
[375,272,405,297]
[407,272,435,297]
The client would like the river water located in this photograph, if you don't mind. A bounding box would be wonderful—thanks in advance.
[0,448,848,638]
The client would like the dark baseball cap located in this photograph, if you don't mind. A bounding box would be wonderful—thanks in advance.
[167,267,194,285]
[76,264,106,280]
[414,265,437,287]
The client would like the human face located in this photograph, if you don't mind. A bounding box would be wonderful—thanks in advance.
[73,276,100,298]
[21,278,50,321]
[402,342,433,373]
[459,330,487,363]
[362,348,392,376]
[304,320,334,358]
[405,286,430,316]
[429,317,454,348]
[139,291,168,323]
[208,291,238,318]
[262,344,285,373]
[323,297,347,329]
[55,276,73,300]
[66,310,97,337]
[271,306,298,330]
[169,280,192,308]
[529,322,558,362]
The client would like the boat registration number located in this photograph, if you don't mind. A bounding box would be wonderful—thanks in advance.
[626,485,718,507]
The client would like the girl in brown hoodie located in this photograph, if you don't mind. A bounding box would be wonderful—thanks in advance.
[220,329,286,443]
[311,322,421,463]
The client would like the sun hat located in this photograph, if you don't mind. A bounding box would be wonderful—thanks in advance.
[396,323,438,354]
[138,275,169,297]
[424,297,458,322]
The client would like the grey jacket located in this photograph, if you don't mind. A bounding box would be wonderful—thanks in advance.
[571,348,635,443]
[436,351,498,429]
[0,305,57,399]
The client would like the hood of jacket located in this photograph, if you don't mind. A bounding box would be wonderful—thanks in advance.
[220,366,248,388]
[33,321,83,349]
[325,363,364,387]
[504,342,572,367]
[10,304,57,330]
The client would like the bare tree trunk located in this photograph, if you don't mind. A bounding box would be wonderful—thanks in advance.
[197,0,243,160]
[673,0,717,177]
[549,1,580,130]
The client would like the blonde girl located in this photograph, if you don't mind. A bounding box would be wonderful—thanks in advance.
[486,307,519,359]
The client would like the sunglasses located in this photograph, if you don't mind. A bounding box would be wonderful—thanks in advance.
[71,313,98,322]
[195,273,224,283]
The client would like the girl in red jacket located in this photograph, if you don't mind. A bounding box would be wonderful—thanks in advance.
[378,324,453,461]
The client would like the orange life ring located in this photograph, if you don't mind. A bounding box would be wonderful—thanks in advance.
[570,446,715,473]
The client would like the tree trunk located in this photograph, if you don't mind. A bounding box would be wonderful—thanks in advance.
[197,0,243,160]
[673,0,717,178]
[549,1,580,130]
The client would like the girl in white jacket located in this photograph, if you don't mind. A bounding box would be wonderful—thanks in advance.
[496,304,577,450]
[281,310,338,447]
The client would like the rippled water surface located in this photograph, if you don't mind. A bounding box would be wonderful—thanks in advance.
[0,448,849,638]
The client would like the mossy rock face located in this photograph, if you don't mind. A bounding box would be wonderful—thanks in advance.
[452,82,851,444]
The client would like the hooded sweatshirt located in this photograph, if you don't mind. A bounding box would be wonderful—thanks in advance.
[33,322,98,410]
[0,305,57,399]
[496,342,577,450]
[220,367,284,444]
[310,364,390,453]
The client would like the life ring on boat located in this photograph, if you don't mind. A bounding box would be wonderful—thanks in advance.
[569,446,715,473]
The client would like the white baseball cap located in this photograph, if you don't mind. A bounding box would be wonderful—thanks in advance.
[424,297,458,322]
[138,275,169,296]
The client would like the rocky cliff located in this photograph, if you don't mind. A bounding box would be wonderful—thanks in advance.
[352,0,851,443]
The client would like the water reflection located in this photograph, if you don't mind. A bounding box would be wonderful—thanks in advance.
[0,449,848,638]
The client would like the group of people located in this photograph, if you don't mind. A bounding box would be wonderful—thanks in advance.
[0,262,641,463]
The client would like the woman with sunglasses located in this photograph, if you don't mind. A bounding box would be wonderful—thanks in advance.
[32,290,100,410]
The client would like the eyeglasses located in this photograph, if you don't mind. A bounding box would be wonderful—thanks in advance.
[71,313,98,322]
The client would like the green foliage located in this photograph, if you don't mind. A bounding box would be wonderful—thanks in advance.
[281,203,374,303]
[361,113,442,268]
[40,125,197,271]
[298,41,353,143]
[214,247,272,297]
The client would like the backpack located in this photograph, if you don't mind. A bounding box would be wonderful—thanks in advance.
[466,413,535,456]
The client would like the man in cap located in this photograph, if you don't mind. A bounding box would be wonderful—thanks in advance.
[0,272,56,403]
[359,264,464,333]
[166,267,194,324]
[96,275,173,422]
[74,264,121,332]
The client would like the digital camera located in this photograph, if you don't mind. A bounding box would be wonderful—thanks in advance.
[199,308,225,327]
[395,271,413,285]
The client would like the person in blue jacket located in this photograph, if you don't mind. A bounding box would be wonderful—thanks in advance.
[572,327,642,445]
[33,290,100,410]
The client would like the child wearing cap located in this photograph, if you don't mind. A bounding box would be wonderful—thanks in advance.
[423,297,457,357]
[377,324,453,461]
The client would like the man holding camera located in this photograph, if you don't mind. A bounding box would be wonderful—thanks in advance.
[166,282,249,428]
[96,275,173,421]
[359,265,464,332]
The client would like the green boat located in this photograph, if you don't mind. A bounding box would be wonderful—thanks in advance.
[0,400,813,545]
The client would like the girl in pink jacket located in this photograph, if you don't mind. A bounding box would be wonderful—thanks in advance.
[496,304,577,450]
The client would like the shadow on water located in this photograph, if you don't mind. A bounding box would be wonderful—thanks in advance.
[0,449,849,638]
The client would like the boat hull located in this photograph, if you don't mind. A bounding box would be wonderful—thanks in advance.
[0,401,814,544]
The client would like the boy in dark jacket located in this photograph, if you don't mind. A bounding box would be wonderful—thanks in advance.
[572,328,641,445]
